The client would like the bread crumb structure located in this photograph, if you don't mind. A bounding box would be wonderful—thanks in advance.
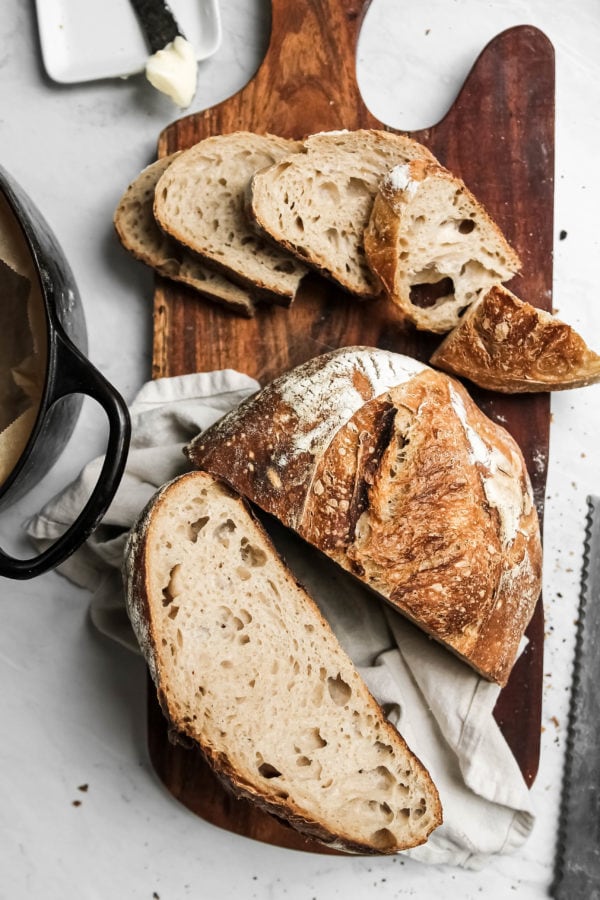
[249,130,438,299]
[153,133,308,305]
[114,154,256,317]
[364,160,521,332]
[125,471,442,854]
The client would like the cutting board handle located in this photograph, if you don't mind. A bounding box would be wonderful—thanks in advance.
[161,0,377,150]
[250,0,377,133]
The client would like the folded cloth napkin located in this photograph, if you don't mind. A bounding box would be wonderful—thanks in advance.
[26,370,534,869]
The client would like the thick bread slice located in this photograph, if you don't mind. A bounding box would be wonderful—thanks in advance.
[430,284,600,392]
[248,130,438,299]
[364,160,522,332]
[187,347,542,686]
[114,155,255,317]
[153,133,308,306]
[124,470,442,854]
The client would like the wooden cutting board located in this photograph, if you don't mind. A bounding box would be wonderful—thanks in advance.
[148,0,554,854]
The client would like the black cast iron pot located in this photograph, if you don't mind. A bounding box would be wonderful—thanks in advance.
[0,165,131,579]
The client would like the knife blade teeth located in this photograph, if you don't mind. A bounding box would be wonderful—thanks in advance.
[552,495,600,898]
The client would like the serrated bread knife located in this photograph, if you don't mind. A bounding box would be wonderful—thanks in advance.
[552,496,600,898]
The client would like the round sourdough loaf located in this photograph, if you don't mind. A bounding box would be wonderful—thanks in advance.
[186,346,542,686]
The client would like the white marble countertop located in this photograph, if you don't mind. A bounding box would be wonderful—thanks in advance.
[1,1,599,897]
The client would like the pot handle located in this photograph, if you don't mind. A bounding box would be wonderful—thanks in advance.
[0,332,131,580]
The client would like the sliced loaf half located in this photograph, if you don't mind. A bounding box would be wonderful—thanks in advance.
[124,470,442,854]
[364,160,522,332]
[248,130,438,299]
[114,155,255,317]
[153,133,308,306]
[430,284,600,391]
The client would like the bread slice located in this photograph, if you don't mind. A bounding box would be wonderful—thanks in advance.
[153,133,308,306]
[187,346,542,687]
[248,130,438,299]
[124,470,442,854]
[114,155,255,317]
[364,160,522,332]
[430,284,600,392]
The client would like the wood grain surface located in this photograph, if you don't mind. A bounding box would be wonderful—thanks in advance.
[148,0,554,853]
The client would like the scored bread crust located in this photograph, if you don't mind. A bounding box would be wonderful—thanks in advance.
[248,130,438,300]
[364,160,522,332]
[187,347,542,686]
[114,154,255,317]
[188,348,428,529]
[430,284,600,391]
[153,132,308,306]
[124,470,442,854]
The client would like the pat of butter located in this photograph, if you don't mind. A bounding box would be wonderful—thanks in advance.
[145,35,197,109]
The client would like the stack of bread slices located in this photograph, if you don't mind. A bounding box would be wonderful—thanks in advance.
[115,127,600,392]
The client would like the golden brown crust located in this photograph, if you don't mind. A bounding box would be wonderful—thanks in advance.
[363,186,403,307]
[302,371,541,685]
[430,285,600,392]
[186,347,428,531]
[187,348,542,686]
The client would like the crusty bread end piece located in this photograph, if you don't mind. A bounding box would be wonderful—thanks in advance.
[249,130,438,299]
[430,285,600,391]
[153,133,308,306]
[364,160,522,332]
[114,155,255,317]
[124,470,442,854]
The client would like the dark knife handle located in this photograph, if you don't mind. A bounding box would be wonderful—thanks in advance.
[129,0,183,54]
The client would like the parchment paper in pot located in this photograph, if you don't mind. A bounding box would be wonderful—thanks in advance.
[0,191,47,487]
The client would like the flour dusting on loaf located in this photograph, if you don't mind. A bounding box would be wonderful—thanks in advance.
[277,348,425,459]
[188,347,427,530]
[385,164,420,197]
[448,384,530,546]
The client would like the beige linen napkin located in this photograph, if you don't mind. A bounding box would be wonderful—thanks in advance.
[26,370,534,869]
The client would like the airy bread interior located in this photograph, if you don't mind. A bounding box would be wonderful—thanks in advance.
[114,155,255,317]
[127,471,442,853]
[249,130,438,299]
[364,161,521,332]
[153,133,308,305]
